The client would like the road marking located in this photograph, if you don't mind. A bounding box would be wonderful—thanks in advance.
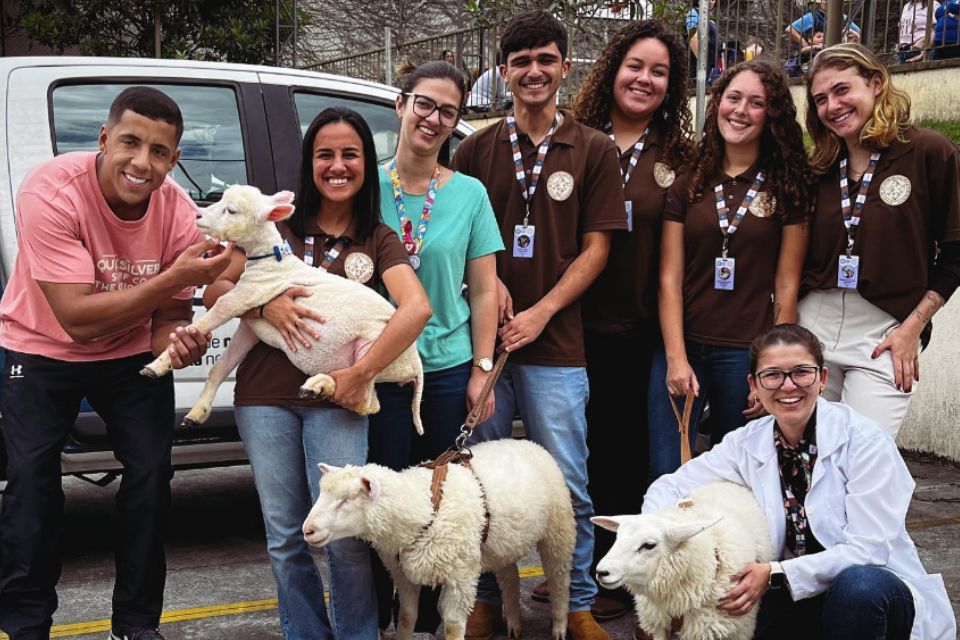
[0,568,548,638]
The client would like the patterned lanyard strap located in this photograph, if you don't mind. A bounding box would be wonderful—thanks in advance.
[839,151,882,256]
[605,123,649,188]
[507,112,559,226]
[305,235,348,272]
[713,171,766,257]
[388,160,441,257]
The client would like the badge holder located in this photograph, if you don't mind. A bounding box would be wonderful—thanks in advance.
[513,212,535,258]
[838,252,859,289]
[625,200,634,233]
[714,239,735,291]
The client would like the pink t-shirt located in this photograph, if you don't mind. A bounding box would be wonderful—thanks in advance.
[0,152,203,361]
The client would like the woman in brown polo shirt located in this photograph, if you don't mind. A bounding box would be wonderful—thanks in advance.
[652,60,814,480]
[203,108,430,640]
[570,19,695,620]
[802,43,960,437]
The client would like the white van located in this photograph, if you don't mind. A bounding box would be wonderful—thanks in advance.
[0,56,473,483]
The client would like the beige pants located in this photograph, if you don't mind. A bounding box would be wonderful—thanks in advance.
[799,288,917,437]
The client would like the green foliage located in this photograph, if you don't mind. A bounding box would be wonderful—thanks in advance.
[16,0,305,63]
[921,121,960,147]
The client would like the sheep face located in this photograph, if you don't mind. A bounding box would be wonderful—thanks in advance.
[302,463,378,547]
[592,514,721,593]
[195,185,295,249]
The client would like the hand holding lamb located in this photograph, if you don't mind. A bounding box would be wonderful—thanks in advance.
[140,185,424,430]
[593,482,776,640]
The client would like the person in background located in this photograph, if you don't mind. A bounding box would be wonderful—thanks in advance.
[367,60,503,638]
[686,0,721,79]
[569,19,695,623]
[0,86,232,640]
[642,323,955,640]
[801,43,960,436]
[442,49,456,65]
[452,10,625,640]
[204,107,430,640]
[785,0,860,53]
[933,0,960,59]
[651,60,814,481]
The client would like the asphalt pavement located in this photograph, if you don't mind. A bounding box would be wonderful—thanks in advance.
[0,450,957,639]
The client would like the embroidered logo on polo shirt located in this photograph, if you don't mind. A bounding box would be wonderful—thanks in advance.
[344,252,374,283]
[879,175,911,206]
[749,191,777,218]
[546,171,574,201]
[653,162,676,188]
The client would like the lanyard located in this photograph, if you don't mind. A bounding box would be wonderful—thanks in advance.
[605,123,649,188]
[507,112,559,226]
[305,235,348,272]
[713,171,766,257]
[839,152,881,256]
[388,160,440,257]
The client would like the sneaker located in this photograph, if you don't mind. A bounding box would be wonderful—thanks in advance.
[109,626,165,640]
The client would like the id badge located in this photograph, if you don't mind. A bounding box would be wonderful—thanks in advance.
[714,257,735,291]
[625,200,634,232]
[837,254,860,289]
[513,224,535,258]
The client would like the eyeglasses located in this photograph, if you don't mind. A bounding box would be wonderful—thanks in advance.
[754,365,820,390]
[405,93,461,128]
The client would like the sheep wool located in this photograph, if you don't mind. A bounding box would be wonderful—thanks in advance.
[303,439,576,640]
[594,482,776,640]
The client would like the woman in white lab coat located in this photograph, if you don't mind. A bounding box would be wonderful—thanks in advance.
[642,324,955,640]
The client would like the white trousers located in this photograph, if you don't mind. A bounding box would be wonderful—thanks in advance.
[799,288,918,437]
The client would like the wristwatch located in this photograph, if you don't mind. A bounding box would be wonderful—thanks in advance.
[473,357,493,372]
[768,561,787,590]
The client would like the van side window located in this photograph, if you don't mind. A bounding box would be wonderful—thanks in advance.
[52,83,247,204]
[294,93,400,163]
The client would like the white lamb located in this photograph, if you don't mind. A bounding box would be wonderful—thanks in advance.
[141,185,424,430]
[592,482,775,640]
[302,438,576,640]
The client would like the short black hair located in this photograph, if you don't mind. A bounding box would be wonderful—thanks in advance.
[106,86,184,144]
[288,107,380,245]
[499,11,568,62]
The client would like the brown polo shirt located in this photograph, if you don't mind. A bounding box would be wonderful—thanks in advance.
[234,220,410,407]
[802,126,960,322]
[452,110,626,366]
[664,163,805,348]
[583,127,674,335]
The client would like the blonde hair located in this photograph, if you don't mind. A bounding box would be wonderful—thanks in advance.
[805,43,911,171]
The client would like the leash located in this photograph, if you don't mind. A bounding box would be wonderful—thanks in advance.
[420,351,510,541]
[668,388,696,464]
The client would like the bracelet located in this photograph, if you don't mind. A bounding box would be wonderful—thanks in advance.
[259,304,265,318]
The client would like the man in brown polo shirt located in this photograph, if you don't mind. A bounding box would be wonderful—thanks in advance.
[452,11,625,640]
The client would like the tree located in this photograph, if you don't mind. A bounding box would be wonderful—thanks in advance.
[15,0,305,64]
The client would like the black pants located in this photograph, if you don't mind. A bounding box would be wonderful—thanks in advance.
[0,350,175,639]
[585,327,655,602]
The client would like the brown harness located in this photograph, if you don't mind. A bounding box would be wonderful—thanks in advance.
[668,389,696,464]
[419,352,509,544]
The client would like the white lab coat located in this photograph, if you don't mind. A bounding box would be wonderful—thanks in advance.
[643,398,956,640]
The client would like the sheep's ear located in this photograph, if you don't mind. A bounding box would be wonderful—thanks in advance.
[318,463,341,475]
[273,190,295,204]
[591,516,623,532]
[664,516,723,547]
[360,475,381,500]
[263,202,295,222]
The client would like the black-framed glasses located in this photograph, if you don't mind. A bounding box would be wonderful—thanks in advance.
[405,93,461,127]
[754,365,820,390]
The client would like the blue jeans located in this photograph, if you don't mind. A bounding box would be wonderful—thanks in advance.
[469,362,596,612]
[754,565,915,640]
[235,405,377,640]
[647,340,751,481]
[367,361,471,633]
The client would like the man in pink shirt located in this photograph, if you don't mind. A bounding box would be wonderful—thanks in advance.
[0,87,233,640]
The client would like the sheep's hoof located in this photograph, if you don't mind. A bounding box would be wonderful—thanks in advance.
[140,366,160,379]
[297,387,329,401]
[181,417,198,428]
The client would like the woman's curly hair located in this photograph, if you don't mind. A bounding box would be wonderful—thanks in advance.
[805,43,911,172]
[689,60,815,223]
[570,20,695,171]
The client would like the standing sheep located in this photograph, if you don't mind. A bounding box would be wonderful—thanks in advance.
[302,439,576,640]
[592,482,775,640]
[140,185,424,430]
